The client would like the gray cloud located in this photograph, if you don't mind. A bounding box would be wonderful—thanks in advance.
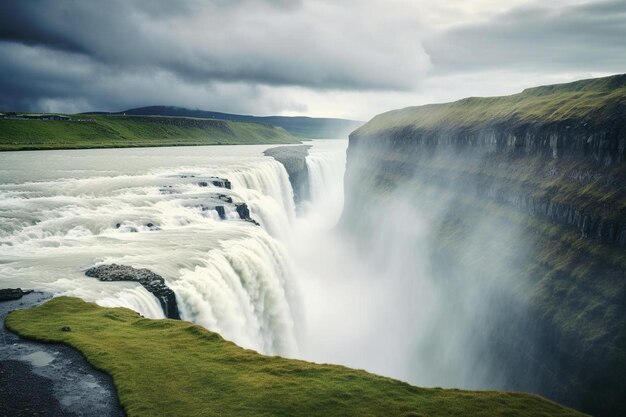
[425,0,626,73]
[0,0,428,89]
[0,0,624,117]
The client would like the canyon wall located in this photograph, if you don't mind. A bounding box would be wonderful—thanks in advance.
[343,74,626,417]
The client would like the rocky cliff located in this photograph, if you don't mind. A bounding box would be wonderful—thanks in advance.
[264,145,311,204]
[343,74,626,417]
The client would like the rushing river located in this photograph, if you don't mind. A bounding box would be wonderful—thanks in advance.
[0,140,347,359]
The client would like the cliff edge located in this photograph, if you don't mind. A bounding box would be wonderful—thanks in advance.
[344,74,626,417]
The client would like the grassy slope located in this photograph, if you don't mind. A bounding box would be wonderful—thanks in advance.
[356,73,626,135]
[0,114,299,151]
[5,297,586,417]
[117,106,363,139]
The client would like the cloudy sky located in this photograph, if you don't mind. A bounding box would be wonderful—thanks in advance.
[0,0,624,120]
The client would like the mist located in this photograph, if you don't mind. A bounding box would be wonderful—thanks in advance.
[294,140,535,390]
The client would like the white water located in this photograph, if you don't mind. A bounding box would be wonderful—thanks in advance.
[0,144,308,357]
[4,139,441,383]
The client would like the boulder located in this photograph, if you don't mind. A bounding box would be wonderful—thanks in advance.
[85,264,180,319]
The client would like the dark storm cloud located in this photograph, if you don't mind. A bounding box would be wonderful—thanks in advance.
[425,0,626,73]
[0,0,431,112]
[0,0,624,116]
[0,0,425,88]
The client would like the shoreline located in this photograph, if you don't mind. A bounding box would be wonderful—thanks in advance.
[1,291,125,417]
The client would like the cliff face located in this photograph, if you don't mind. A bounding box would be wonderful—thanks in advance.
[264,145,311,204]
[343,74,626,417]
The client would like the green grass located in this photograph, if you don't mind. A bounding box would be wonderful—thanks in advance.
[355,73,626,135]
[0,114,300,151]
[5,297,586,417]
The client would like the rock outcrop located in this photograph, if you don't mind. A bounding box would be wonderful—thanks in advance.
[0,288,32,302]
[235,203,260,226]
[264,145,311,204]
[85,264,180,319]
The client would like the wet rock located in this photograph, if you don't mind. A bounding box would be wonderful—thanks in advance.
[235,203,260,226]
[197,177,232,189]
[215,206,226,220]
[212,179,232,189]
[85,264,180,319]
[0,288,32,302]
[145,222,160,231]
[218,194,233,204]
[0,292,125,416]
[159,185,179,195]
[264,145,311,204]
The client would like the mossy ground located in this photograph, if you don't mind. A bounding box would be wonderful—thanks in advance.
[0,114,299,151]
[5,297,586,417]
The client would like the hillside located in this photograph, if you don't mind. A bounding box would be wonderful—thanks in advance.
[357,74,626,133]
[344,74,626,417]
[5,297,586,417]
[0,114,299,151]
[106,106,362,139]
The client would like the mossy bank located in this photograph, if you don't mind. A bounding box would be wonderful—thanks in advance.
[5,297,586,417]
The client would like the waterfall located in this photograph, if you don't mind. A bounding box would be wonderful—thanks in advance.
[0,142,349,358]
[303,143,347,228]
[0,146,301,356]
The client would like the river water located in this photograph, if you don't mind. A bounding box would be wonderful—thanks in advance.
[0,140,347,359]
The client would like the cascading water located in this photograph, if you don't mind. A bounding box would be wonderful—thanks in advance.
[303,145,346,227]
[0,145,301,357]
[0,140,349,360]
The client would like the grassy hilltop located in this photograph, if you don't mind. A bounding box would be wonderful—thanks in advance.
[0,114,299,151]
[6,297,586,417]
[356,73,626,135]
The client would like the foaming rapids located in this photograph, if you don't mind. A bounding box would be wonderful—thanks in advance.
[0,145,301,356]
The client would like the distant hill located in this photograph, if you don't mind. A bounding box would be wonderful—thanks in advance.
[0,113,299,151]
[100,106,362,139]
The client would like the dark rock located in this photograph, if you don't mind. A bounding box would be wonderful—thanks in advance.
[145,222,160,230]
[264,145,312,204]
[235,203,260,226]
[85,264,181,320]
[115,223,121,229]
[215,206,226,220]
[61,326,71,332]
[218,194,233,204]
[0,292,125,416]
[211,179,232,189]
[0,288,32,302]
[235,203,250,219]
[198,177,231,189]
[0,360,74,417]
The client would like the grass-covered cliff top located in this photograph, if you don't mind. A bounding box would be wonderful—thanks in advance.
[355,73,626,136]
[5,297,586,417]
[0,114,299,151]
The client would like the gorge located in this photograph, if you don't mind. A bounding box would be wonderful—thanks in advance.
[341,74,626,417]
[2,74,625,417]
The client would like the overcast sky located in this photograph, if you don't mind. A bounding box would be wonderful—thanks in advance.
[0,0,624,120]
